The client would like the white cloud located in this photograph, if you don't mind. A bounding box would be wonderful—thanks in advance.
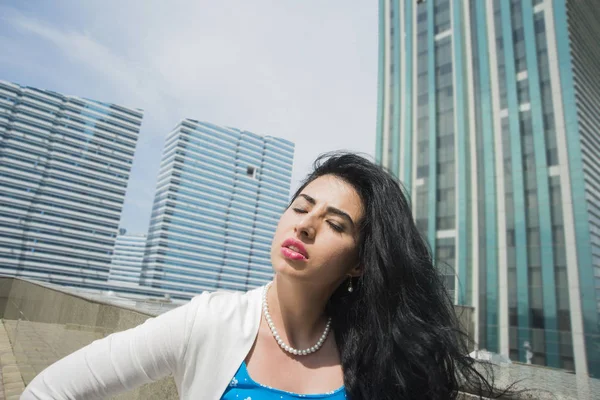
[0,1,377,233]
[5,9,168,118]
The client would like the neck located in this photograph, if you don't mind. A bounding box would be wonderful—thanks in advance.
[267,275,331,349]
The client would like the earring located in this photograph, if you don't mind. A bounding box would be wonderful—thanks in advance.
[347,277,353,293]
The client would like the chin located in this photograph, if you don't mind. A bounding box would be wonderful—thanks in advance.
[272,259,306,278]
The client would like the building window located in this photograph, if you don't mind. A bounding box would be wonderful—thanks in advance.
[517,80,530,104]
[246,166,257,179]
[530,308,545,329]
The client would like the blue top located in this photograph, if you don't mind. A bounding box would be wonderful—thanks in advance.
[220,362,347,399]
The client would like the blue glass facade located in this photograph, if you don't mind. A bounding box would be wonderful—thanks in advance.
[0,80,142,289]
[376,0,600,377]
[108,233,146,285]
[140,119,294,299]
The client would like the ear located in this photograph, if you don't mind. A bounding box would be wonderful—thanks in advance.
[348,263,362,278]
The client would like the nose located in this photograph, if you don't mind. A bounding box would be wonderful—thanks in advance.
[295,215,316,240]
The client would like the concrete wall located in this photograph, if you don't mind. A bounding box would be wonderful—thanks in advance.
[0,277,177,399]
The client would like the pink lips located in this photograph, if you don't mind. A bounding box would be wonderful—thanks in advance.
[281,238,309,261]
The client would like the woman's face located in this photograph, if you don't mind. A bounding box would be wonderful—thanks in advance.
[271,174,363,288]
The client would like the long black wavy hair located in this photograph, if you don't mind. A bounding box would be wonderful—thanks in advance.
[291,152,509,400]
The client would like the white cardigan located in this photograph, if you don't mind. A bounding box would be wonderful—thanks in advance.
[21,285,264,400]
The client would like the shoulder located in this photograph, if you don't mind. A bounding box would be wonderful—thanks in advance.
[175,286,265,395]
[179,285,264,368]
[186,285,264,334]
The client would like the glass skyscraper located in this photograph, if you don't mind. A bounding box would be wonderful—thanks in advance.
[140,119,294,300]
[0,80,142,290]
[108,232,146,286]
[376,0,599,377]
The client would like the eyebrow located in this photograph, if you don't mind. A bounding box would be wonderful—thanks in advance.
[297,194,355,228]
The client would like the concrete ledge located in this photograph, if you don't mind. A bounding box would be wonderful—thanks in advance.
[0,277,177,399]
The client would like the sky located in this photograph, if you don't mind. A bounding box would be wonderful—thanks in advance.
[0,0,378,234]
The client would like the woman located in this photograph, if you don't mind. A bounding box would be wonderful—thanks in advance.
[22,152,501,399]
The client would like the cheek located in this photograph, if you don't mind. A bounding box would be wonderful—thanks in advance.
[319,240,358,268]
[273,212,289,235]
[271,213,291,250]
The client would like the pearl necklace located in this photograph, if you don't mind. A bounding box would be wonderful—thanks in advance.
[262,282,332,356]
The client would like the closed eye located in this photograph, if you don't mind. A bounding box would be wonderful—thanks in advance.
[292,207,344,232]
[328,221,344,232]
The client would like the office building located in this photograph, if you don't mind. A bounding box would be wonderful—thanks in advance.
[0,80,142,289]
[376,0,600,377]
[108,231,146,286]
[140,119,294,299]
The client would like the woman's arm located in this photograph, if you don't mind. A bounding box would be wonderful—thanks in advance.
[21,293,205,399]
